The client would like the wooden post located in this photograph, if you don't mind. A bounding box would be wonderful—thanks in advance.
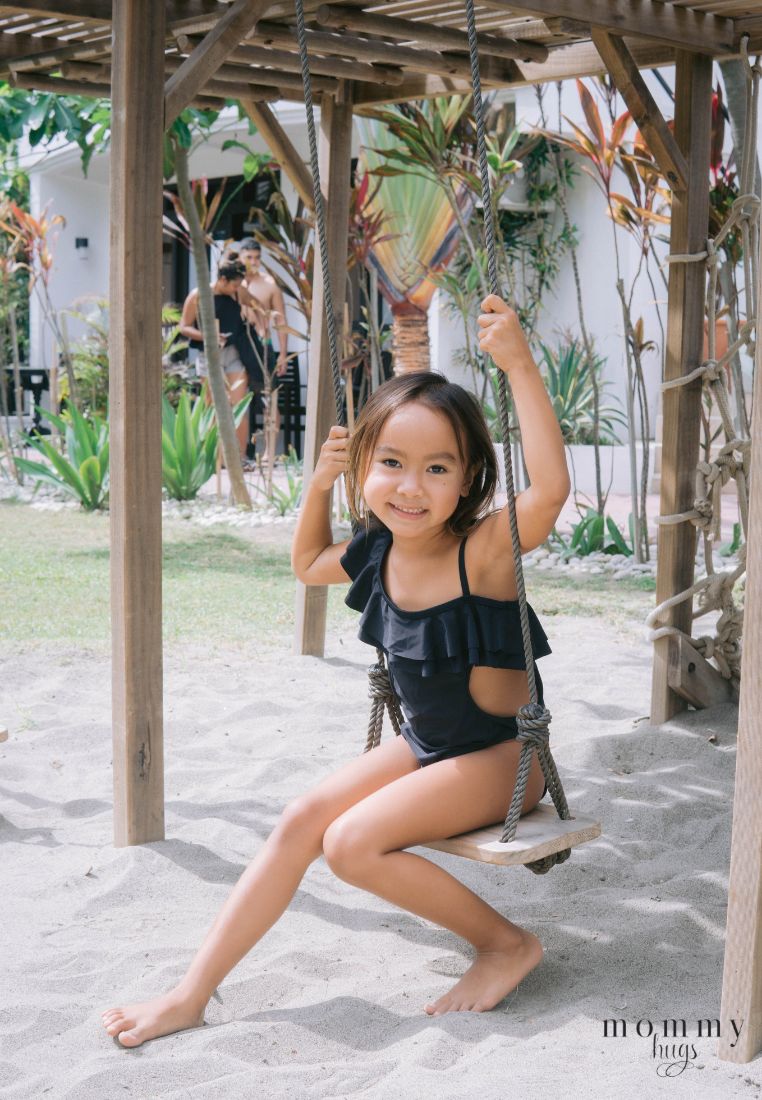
[718,210,762,1063]
[109,0,166,846]
[294,92,354,656]
[650,52,712,725]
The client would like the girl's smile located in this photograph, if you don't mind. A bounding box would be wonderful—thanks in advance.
[362,403,471,535]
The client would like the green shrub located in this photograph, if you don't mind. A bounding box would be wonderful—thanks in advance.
[539,339,627,445]
[14,405,109,510]
[161,388,251,501]
[550,509,634,558]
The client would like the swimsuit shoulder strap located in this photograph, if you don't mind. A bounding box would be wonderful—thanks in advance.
[458,537,471,597]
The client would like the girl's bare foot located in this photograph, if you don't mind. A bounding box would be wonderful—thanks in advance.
[423,929,543,1015]
[101,989,206,1048]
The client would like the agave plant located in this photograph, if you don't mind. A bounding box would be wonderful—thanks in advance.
[14,404,109,510]
[161,386,251,501]
[538,340,626,445]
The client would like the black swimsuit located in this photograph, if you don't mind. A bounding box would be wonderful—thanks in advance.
[340,527,552,786]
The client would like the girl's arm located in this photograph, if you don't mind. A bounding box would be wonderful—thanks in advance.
[476,295,571,554]
[291,426,353,584]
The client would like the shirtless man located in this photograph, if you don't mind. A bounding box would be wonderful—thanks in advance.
[237,238,289,459]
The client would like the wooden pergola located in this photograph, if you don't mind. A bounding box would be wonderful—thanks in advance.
[2,0,761,1064]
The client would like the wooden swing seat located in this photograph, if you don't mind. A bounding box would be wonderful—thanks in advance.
[421,804,602,866]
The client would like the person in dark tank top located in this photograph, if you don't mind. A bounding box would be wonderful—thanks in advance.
[179,253,262,461]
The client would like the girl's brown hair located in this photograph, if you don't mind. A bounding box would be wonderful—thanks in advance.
[345,371,498,537]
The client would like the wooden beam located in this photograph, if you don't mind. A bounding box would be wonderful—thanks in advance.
[61,54,333,96]
[11,70,111,97]
[0,1,111,20]
[650,51,713,726]
[1,0,220,21]
[480,0,735,55]
[718,223,762,1063]
[240,98,314,210]
[109,0,165,847]
[164,0,270,126]
[666,634,738,708]
[12,66,279,106]
[517,37,675,87]
[295,91,354,657]
[0,29,108,65]
[315,4,548,63]
[179,33,406,86]
[252,19,510,82]
[591,29,688,192]
[3,31,110,71]
[354,73,474,109]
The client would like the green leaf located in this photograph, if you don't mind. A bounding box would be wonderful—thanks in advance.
[78,454,104,509]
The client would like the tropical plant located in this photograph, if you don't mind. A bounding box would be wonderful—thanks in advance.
[542,79,661,561]
[357,103,473,371]
[14,404,109,510]
[161,386,251,501]
[262,445,303,516]
[549,509,634,558]
[538,339,626,445]
[0,198,78,406]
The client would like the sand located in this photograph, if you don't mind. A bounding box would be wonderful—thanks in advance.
[1,605,759,1099]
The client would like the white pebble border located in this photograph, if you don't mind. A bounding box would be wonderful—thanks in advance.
[0,479,302,528]
[0,479,743,582]
[523,543,744,586]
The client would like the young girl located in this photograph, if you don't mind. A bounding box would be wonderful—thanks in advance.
[101,295,570,1047]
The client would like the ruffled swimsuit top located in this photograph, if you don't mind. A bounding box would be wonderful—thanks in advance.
[340,526,552,766]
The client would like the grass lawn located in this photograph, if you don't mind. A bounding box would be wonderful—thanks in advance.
[0,500,656,652]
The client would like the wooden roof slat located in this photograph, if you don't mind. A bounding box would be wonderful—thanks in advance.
[316,3,549,61]
[0,1,110,20]
[179,33,407,85]
[0,0,225,23]
[252,18,519,80]
[479,0,736,54]
[60,54,330,94]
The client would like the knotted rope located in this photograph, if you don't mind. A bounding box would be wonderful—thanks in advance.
[464,0,570,866]
[647,36,757,688]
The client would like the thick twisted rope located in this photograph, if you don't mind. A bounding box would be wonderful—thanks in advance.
[294,0,345,426]
[464,0,570,857]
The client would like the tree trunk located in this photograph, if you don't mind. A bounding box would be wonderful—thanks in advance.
[173,141,251,509]
[391,301,430,373]
[720,58,762,200]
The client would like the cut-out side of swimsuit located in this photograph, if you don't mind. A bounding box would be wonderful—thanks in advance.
[341,526,552,792]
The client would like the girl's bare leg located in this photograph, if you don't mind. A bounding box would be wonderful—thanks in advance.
[101,736,420,1047]
[321,742,547,1015]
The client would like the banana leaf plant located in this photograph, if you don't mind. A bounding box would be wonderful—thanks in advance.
[14,404,109,510]
[356,106,473,371]
[161,385,251,501]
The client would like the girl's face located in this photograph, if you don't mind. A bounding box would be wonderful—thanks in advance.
[362,401,472,535]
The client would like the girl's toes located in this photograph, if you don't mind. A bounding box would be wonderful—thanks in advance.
[116,1028,143,1048]
[102,1009,121,1021]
